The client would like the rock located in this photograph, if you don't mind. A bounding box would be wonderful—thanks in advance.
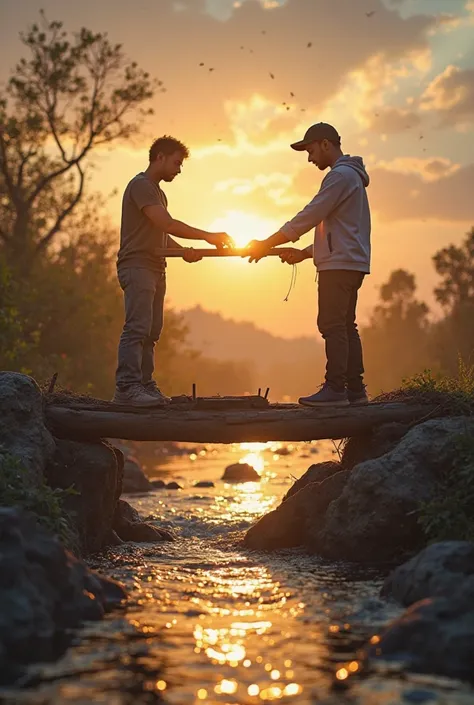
[151,479,166,489]
[341,422,410,470]
[274,447,291,456]
[166,481,182,489]
[366,592,474,684]
[0,507,126,684]
[45,439,123,555]
[282,461,341,502]
[244,470,349,551]
[118,522,175,543]
[319,418,474,562]
[0,372,55,484]
[115,498,142,524]
[113,499,175,543]
[222,463,260,482]
[382,541,474,606]
[121,454,153,493]
[103,529,125,546]
[194,481,215,488]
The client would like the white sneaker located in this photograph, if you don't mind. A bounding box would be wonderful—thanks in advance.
[143,380,171,404]
[112,384,168,407]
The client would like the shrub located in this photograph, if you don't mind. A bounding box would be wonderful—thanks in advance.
[0,452,78,549]
[419,432,474,542]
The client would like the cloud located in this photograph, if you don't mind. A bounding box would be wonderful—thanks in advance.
[374,156,461,181]
[368,162,474,221]
[363,106,421,133]
[420,65,474,127]
[13,0,432,147]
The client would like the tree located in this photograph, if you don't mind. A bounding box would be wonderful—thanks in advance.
[433,227,474,310]
[362,269,432,393]
[431,227,474,374]
[0,12,158,270]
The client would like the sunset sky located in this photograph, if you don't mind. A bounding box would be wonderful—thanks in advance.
[1,0,473,338]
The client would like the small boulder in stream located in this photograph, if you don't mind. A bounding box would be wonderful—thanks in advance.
[222,463,260,482]
[166,481,183,490]
[113,499,175,543]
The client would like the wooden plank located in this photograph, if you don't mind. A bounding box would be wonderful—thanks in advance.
[153,247,298,258]
[44,401,439,443]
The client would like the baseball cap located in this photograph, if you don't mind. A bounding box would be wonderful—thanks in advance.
[290,123,341,151]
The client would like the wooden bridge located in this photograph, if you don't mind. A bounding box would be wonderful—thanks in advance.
[45,395,439,443]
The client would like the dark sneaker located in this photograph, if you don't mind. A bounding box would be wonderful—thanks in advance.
[112,384,167,407]
[299,383,349,407]
[144,380,171,404]
[347,386,369,406]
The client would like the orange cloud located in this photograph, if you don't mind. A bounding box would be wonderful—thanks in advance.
[421,65,474,127]
[374,157,461,182]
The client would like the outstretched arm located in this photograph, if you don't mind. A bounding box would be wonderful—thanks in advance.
[280,170,347,243]
[144,204,233,248]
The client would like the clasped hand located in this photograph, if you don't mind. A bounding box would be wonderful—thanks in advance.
[183,231,234,263]
[244,240,308,264]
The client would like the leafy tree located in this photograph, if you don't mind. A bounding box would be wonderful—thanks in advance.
[433,227,474,310]
[430,228,474,374]
[362,269,432,394]
[0,257,37,370]
[0,11,157,271]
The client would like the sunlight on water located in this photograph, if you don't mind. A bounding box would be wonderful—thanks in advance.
[9,442,473,705]
[221,482,276,519]
[240,451,265,474]
[239,442,274,452]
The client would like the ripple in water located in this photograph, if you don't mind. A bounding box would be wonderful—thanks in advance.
[2,442,474,704]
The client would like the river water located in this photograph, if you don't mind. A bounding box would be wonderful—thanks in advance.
[2,441,474,705]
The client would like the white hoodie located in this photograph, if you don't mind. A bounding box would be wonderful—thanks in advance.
[280,156,371,273]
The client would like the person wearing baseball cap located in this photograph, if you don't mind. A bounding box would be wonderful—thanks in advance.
[246,123,371,407]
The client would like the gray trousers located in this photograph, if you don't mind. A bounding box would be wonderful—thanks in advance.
[116,267,166,390]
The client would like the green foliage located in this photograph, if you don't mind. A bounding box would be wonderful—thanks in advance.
[0,452,78,548]
[0,258,36,369]
[418,432,474,543]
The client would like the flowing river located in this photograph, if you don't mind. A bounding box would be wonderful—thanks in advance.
[2,441,474,705]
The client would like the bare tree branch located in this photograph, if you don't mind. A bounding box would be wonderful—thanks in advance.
[36,163,85,253]
[0,130,18,212]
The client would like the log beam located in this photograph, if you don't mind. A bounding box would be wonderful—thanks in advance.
[44,402,439,443]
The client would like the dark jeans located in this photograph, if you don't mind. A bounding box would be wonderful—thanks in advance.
[317,269,365,393]
[116,267,166,390]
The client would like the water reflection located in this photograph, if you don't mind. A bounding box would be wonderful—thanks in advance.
[4,442,473,705]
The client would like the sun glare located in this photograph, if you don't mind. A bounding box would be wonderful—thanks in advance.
[207,211,280,248]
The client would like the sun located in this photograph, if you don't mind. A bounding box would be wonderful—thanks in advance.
[207,210,280,249]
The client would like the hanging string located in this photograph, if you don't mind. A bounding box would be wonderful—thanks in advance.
[283,263,298,302]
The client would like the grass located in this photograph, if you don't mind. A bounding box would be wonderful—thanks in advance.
[374,359,474,417]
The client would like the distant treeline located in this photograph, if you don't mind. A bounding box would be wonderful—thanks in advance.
[361,227,474,396]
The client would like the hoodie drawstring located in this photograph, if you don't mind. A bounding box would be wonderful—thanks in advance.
[283,264,298,302]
